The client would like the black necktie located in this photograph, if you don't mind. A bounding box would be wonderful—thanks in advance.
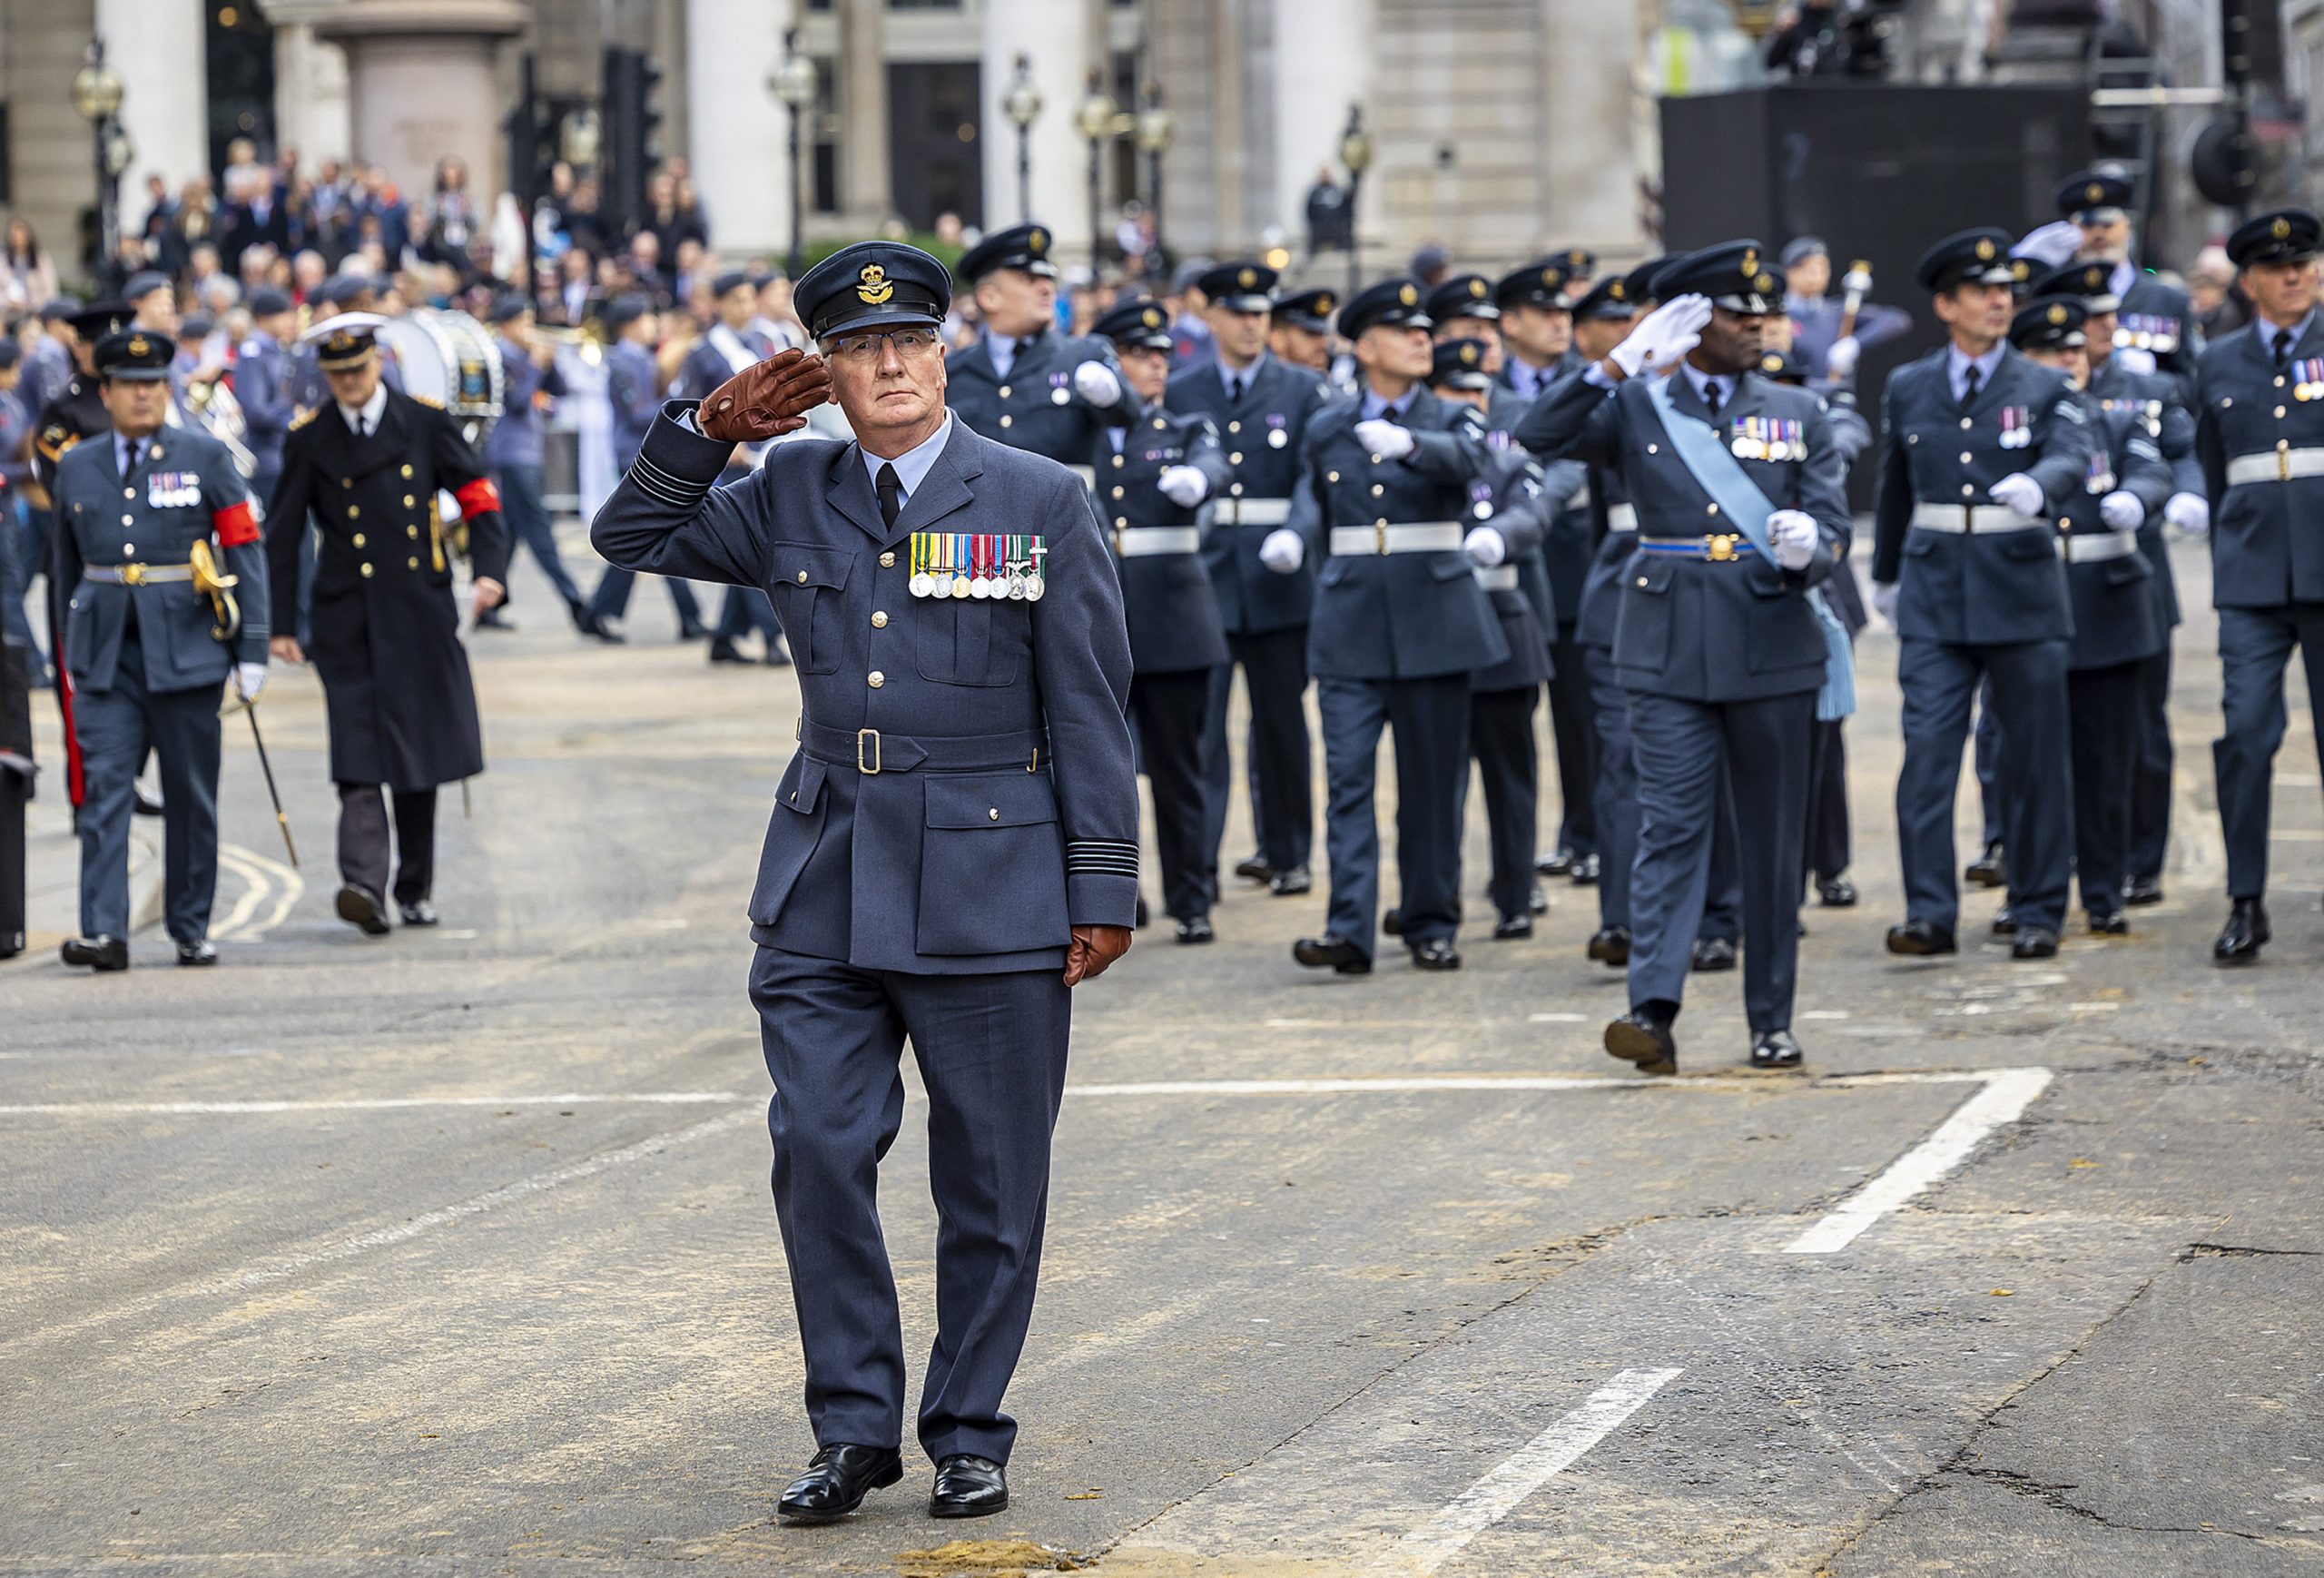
[876,462,902,529]
[1961,363,1982,406]
[2276,330,2295,370]
[1229,374,1246,405]
[1703,379,1724,419]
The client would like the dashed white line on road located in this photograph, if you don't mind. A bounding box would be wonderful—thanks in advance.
[1392,1366,1682,1573]
[1526,1011,1589,1023]
[0,1092,749,1116]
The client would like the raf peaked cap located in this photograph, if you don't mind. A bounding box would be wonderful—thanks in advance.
[1337,277,1433,340]
[1427,337,1494,392]
[67,301,131,342]
[1093,296,1175,351]
[602,292,653,331]
[93,327,173,382]
[248,286,293,317]
[1653,241,1781,314]
[2026,261,2121,312]
[1273,287,1337,332]
[1916,228,2024,292]
[1571,273,1640,321]
[957,222,1059,283]
[1778,235,1829,269]
[1494,259,1576,311]
[2056,167,2133,222]
[1755,348,1807,383]
[1553,244,1598,281]
[301,311,389,369]
[2227,208,2323,269]
[793,242,950,340]
[2010,295,2089,352]
[488,293,532,324]
[1425,273,1501,325]
[1197,261,1278,312]
[710,269,754,300]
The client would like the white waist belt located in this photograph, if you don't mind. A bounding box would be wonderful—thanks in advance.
[1473,565,1520,590]
[1606,503,1637,533]
[1113,526,1201,557]
[1065,463,1097,488]
[1910,502,2047,534]
[1219,496,1293,526]
[2063,531,2141,563]
[1327,521,1463,556]
[2226,448,2324,486]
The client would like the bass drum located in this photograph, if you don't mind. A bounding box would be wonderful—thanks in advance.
[374,310,506,542]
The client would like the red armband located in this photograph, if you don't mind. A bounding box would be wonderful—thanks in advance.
[212,499,261,547]
[455,478,502,517]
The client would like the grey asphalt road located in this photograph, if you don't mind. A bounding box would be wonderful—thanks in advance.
[3,528,2319,1577]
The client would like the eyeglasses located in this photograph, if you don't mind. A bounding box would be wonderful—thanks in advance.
[824,328,940,362]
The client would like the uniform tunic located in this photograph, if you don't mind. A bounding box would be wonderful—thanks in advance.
[947,329,1141,467]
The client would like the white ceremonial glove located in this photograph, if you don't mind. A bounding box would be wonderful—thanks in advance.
[2112,347,2158,376]
[1259,528,1305,573]
[1463,526,1508,567]
[1989,472,2046,517]
[1824,335,1861,379]
[2164,490,2211,536]
[2099,489,2145,532]
[1608,293,1714,379]
[1157,464,1210,507]
[1071,360,1123,407]
[1767,508,1819,571]
[1872,580,1903,627]
[235,662,267,703]
[1354,419,1417,460]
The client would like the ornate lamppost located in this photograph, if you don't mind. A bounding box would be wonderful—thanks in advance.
[1003,54,1043,224]
[770,30,819,281]
[73,40,131,283]
[1076,69,1118,271]
[1135,84,1175,278]
[1338,103,1374,299]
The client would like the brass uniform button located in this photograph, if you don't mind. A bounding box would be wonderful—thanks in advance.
[348,506,359,519]
[408,556,419,569]
[872,610,888,628]
[1227,420,1241,434]
[352,533,367,547]
[868,670,885,688]
[880,551,895,567]
[342,478,353,488]
[359,562,374,577]
[1111,486,1125,498]
[1229,452,1243,464]
[796,569,809,583]
[1000,415,1013,429]
[1371,484,1384,497]
[408,525,419,538]
[1112,455,1125,468]
[400,464,413,478]
[1707,504,1719,517]
[998,385,1011,399]
[404,495,416,507]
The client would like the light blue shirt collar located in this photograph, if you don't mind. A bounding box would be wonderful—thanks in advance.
[1359,386,1414,422]
[1217,352,1267,398]
[860,410,955,506]
[1678,360,1732,409]
[2261,311,2317,358]
[983,328,1043,382]
[1947,342,2005,401]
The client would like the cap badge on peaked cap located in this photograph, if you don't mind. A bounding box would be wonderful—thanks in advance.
[856,264,893,305]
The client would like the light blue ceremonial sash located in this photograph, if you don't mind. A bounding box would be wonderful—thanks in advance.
[1641,374,1856,721]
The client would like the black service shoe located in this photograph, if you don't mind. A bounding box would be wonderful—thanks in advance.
[60,934,129,971]
[1816,875,1857,908]
[1965,840,2007,888]
[1381,907,1403,937]
[175,939,219,967]
[929,1454,1009,1520]
[584,614,626,645]
[335,883,393,936]
[1293,934,1372,974]
[2214,897,2270,965]
[1233,854,1274,883]
[1886,920,1957,956]
[776,1444,903,1525]
[1587,924,1631,966]
[1604,1010,1678,1076]
[1175,915,1215,944]
[1538,847,1576,877]
[1408,937,1462,971]
[1990,907,2016,937]
[2123,874,2164,907]
[707,636,751,665]
[676,619,712,641]
[1268,864,1312,896]
[1528,885,1549,914]
[2088,908,2128,936]
[1492,913,1533,941]
[1750,1029,1805,1069]
[2010,926,2060,960]
[1570,852,1600,886]
[134,787,164,817]
[1689,936,1738,972]
[565,597,592,633]
[474,607,516,632]
[399,901,439,927]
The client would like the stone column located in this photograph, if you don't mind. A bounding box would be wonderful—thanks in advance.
[1541,0,1644,256]
[308,0,527,201]
[837,0,891,233]
[98,0,209,198]
[272,22,355,168]
[1271,0,1371,258]
[684,0,793,257]
[980,0,1093,236]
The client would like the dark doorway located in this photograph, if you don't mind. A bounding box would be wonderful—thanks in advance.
[206,4,278,171]
[887,61,983,232]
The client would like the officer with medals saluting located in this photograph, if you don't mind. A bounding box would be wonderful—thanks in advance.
[1271,277,1502,975]
[1094,297,1234,942]
[1521,243,1850,1074]
[264,313,512,936]
[49,329,270,970]
[1871,229,2093,963]
[1165,260,1330,900]
[591,242,1138,1526]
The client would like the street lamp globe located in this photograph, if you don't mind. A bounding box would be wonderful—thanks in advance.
[1135,87,1175,157]
[73,60,124,124]
[1075,74,1118,144]
[1004,54,1043,131]
[1339,105,1374,177]
[770,48,817,111]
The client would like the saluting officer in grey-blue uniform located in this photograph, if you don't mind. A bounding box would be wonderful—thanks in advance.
[1093,297,1234,942]
[2196,208,2324,963]
[1521,243,1849,1073]
[234,287,300,517]
[1275,278,1502,974]
[50,329,270,970]
[1166,262,1330,898]
[2058,168,2202,394]
[590,243,1139,1526]
[1871,229,2093,962]
[581,294,707,642]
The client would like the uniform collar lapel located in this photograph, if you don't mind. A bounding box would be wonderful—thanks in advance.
[898,422,980,534]
[827,445,888,541]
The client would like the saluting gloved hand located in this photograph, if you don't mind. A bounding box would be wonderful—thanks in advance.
[1157,464,1210,507]
[698,347,832,443]
[1767,509,1820,571]
[2164,491,2211,536]
[2099,489,2146,531]
[1872,579,1903,627]
[1354,419,1417,460]
[1608,293,1713,380]
[1258,528,1305,573]
[2112,347,2158,376]
[1988,472,2046,517]
[1462,526,1507,567]
[1824,335,1862,379]
[235,663,267,703]
[1072,360,1124,408]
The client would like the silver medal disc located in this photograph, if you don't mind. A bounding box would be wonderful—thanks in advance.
[1268,429,1287,449]
[1024,573,1046,602]
[911,572,935,597]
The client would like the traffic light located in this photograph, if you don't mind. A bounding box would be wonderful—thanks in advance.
[506,53,558,210]
[603,47,663,237]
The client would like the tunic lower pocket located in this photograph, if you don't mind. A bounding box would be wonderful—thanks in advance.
[915,771,1069,954]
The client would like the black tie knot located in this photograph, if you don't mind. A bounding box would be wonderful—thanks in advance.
[876,462,902,529]
[2277,330,2296,369]
[1962,364,1982,405]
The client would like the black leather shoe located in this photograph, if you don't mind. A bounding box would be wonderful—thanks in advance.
[1750,1029,1805,1069]
[1527,885,1549,914]
[2214,897,2270,965]
[1294,934,1372,974]
[1587,925,1631,967]
[400,902,439,927]
[474,607,516,632]
[2123,874,2164,907]
[175,939,218,967]
[1492,913,1532,941]
[1381,908,1402,937]
[1409,938,1462,970]
[584,614,626,645]
[134,787,164,817]
[707,637,751,665]
[1570,852,1600,887]
[2010,926,2060,960]
[1233,854,1274,883]
[929,1454,1009,1520]
[60,934,129,971]
[1604,1011,1678,1076]
[1990,907,2016,937]
[2088,909,2128,936]
[1267,864,1312,896]
[677,619,712,641]
[1965,840,2007,888]
[1816,875,1857,908]
[336,883,393,936]
[1175,915,1215,944]
[1689,936,1738,972]
[1538,847,1576,877]
[776,1444,903,1525]
[1886,920,1957,956]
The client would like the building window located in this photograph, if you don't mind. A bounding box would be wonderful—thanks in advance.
[811,57,840,214]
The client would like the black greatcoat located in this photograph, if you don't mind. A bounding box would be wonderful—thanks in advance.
[264,390,512,789]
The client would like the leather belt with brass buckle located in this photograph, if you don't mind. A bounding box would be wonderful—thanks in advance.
[857,728,881,774]
[82,561,195,586]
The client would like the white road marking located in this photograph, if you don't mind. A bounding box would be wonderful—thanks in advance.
[212,843,304,942]
[0,1092,749,1116]
[205,847,271,941]
[1393,1366,1682,1573]
[1526,1011,1588,1023]
[1783,1067,2053,1254]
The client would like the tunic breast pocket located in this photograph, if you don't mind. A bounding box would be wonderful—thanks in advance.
[766,544,853,674]
[916,598,1028,687]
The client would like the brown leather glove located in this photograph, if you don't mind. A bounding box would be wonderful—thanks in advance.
[1064,924,1133,986]
[697,347,833,443]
